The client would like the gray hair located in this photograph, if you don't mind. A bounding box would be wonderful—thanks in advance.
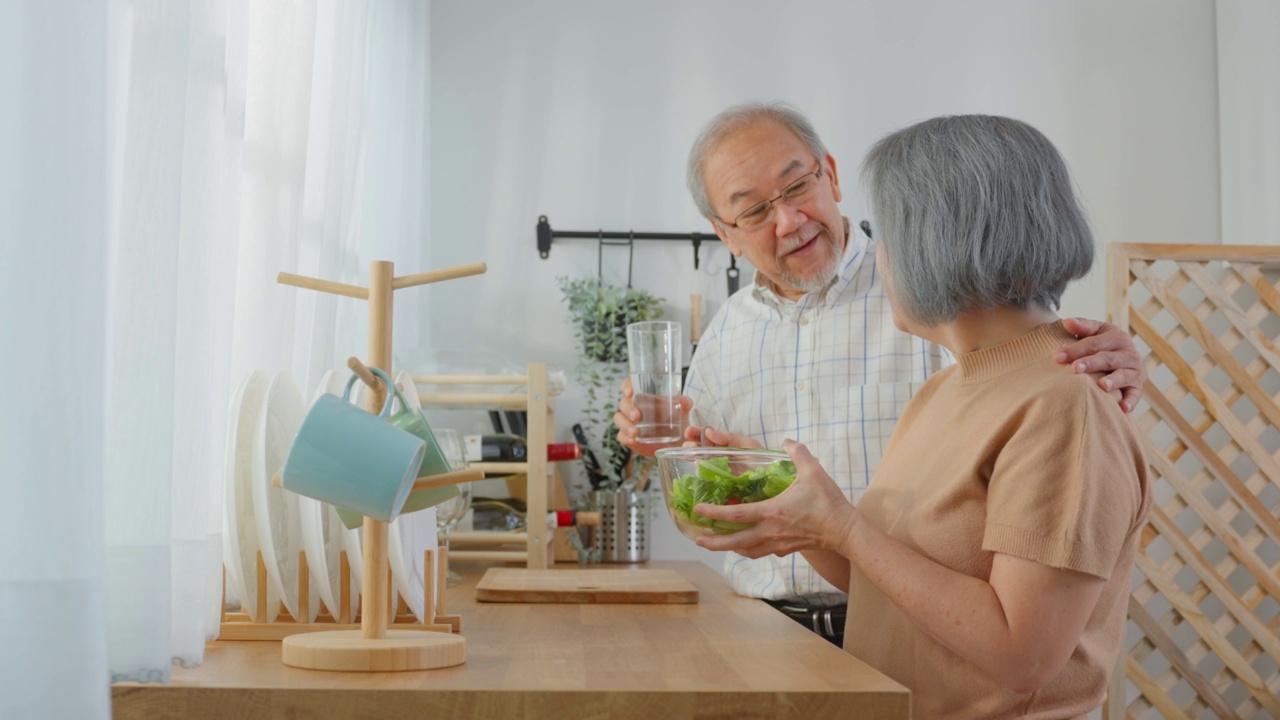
[687,102,829,222]
[861,115,1094,326]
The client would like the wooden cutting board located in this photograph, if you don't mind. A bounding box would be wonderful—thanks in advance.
[475,568,699,604]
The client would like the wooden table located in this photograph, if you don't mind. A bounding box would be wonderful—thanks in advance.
[113,561,908,719]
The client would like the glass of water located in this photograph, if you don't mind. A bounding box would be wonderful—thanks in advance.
[433,429,472,587]
[625,320,683,444]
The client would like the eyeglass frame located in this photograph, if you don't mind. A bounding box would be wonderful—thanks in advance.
[713,160,827,231]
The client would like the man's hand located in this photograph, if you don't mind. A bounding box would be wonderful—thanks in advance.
[1057,317,1146,413]
[685,426,763,450]
[614,377,693,458]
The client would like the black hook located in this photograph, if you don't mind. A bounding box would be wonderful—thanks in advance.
[537,215,553,258]
[727,255,740,295]
[597,228,637,287]
[596,229,604,282]
[691,233,703,270]
[627,231,635,288]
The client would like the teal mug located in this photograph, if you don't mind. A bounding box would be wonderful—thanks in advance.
[334,395,459,529]
[282,367,425,523]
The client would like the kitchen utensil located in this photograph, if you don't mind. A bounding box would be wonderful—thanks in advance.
[573,422,608,489]
[681,293,702,388]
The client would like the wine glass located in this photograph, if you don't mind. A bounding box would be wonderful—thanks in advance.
[433,429,471,587]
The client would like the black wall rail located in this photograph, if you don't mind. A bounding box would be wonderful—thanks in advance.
[537,214,740,294]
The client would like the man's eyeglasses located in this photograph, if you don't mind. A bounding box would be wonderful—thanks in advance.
[717,162,825,231]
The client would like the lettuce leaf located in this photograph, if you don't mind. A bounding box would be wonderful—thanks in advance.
[670,455,796,534]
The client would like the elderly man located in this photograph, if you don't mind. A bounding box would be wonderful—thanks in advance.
[614,103,1144,645]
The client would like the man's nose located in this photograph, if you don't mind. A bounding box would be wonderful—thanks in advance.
[773,201,807,236]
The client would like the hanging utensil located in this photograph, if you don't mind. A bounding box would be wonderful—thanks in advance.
[727,256,740,295]
[681,293,702,389]
[573,423,608,489]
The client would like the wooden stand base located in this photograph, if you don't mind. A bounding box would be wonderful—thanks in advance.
[281,629,466,672]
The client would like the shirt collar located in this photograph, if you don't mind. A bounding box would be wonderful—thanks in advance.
[751,217,864,310]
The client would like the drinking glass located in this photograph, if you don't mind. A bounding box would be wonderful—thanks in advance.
[625,320,683,443]
[433,429,471,587]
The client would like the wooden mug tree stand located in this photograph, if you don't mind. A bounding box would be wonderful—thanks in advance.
[265,260,485,672]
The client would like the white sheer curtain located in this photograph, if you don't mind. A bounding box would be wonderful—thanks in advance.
[1,3,110,718]
[3,0,431,712]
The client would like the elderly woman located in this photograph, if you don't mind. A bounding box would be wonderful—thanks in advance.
[694,115,1151,719]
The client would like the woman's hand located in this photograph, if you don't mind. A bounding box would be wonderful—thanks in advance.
[1056,317,1146,413]
[693,439,858,559]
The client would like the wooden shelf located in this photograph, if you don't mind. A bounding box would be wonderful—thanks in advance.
[417,362,562,568]
[450,531,529,546]
[417,393,530,410]
[471,461,527,474]
[447,550,531,564]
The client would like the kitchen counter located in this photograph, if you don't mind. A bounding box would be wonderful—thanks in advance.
[112,561,909,719]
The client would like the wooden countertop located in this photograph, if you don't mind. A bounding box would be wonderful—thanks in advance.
[113,561,908,719]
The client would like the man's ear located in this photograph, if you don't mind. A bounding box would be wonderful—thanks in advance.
[825,153,842,203]
[710,219,743,256]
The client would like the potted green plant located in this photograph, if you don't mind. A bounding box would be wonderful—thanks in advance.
[557,276,663,481]
[558,276,664,562]
[558,277,665,363]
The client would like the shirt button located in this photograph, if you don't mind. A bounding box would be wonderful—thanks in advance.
[795,381,805,390]
[798,316,810,325]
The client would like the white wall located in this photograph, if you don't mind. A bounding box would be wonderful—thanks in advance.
[1217,0,1280,246]
[423,0,1220,567]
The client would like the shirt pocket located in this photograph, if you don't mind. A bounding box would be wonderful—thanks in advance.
[826,382,926,501]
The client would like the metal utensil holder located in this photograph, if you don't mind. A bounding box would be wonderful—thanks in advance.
[585,490,650,563]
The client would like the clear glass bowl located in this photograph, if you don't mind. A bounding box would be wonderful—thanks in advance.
[655,447,796,540]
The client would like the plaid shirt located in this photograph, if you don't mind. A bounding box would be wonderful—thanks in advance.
[684,224,951,601]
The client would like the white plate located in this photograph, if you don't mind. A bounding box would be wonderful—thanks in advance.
[388,370,442,621]
[389,506,439,622]
[298,370,362,619]
[329,372,364,614]
[223,370,276,621]
[252,371,311,621]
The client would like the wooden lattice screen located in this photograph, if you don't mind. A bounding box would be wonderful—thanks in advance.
[1105,243,1280,720]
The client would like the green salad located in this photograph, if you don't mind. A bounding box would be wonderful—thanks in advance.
[669,455,796,534]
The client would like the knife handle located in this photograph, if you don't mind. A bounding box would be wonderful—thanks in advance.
[690,293,702,345]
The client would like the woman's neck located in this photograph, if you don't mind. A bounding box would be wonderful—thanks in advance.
[920,306,1061,355]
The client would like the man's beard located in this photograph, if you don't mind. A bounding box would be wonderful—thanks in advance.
[776,225,841,292]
